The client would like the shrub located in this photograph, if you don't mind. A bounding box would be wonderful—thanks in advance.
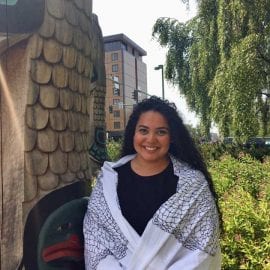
[199,142,270,163]
[106,139,122,161]
[210,155,270,269]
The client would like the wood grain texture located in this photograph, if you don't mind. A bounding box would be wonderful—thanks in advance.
[40,85,60,109]
[37,127,59,152]
[43,39,63,64]
[31,60,52,84]
[49,149,68,174]
[26,104,49,130]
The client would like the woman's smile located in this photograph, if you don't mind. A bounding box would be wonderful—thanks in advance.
[144,146,158,151]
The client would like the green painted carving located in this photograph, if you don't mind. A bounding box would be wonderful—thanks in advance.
[89,127,107,163]
[37,198,88,270]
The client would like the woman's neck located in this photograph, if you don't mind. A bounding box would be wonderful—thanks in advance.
[131,155,170,177]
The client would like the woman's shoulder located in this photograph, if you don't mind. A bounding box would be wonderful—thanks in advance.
[102,154,136,170]
[171,156,206,184]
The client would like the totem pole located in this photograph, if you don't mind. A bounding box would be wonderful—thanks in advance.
[0,1,106,269]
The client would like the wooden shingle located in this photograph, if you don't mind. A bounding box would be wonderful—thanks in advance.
[38,170,60,190]
[39,85,60,109]
[25,149,48,176]
[37,128,59,152]
[26,104,49,130]
[49,149,68,174]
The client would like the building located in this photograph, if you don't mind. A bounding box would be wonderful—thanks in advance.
[104,34,147,139]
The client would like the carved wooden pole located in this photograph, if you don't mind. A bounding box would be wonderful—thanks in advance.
[0,0,106,269]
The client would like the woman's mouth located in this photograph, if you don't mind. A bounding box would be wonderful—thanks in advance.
[144,146,158,151]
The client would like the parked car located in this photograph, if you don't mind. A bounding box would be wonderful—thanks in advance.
[244,137,266,148]
[223,137,270,148]
[264,137,270,148]
[223,137,234,144]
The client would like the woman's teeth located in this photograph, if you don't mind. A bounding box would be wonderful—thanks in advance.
[145,146,157,151]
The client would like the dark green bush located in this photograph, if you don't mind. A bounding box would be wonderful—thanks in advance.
[199,142,270,163]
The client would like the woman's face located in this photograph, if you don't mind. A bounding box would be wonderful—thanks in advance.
[133,111,170,165]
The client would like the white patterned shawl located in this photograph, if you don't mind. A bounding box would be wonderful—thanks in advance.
[83,155,221,270]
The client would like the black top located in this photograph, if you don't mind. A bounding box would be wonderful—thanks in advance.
[116,161,178,235]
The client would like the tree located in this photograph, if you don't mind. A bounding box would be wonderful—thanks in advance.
[152,0,270,141]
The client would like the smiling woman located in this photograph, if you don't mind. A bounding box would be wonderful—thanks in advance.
[84,96,222,270]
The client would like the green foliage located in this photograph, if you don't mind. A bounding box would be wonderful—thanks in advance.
[106,139,122,161]
[153,0,270,140]
[153,14,217,137]
[210,34,265,141]
[210,155,270,269]
[199,142,270,163]
[198,142,226,164]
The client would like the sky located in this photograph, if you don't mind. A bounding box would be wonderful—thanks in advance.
[93,0,199,126]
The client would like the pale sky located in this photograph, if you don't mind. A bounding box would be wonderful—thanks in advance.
[93,0,199,126]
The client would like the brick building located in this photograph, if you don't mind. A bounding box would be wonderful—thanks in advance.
[104,34,147,139]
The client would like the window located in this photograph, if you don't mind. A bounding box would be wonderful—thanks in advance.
[113,77,120,96]
[114,122,121,129]
[113,111,120,117]
[113,99,120,105]
[111,53,118,61]
[121,43,127,51]
[113,88,120,96]
[112,64,118,72]
[113,75,119,82]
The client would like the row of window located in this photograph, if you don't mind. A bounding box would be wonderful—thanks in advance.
[111,52,119,73]
[113,75,120,96]
[111,47,138,59]
[110,52,121,130]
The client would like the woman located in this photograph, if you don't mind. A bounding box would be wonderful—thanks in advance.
[84,96,221,269]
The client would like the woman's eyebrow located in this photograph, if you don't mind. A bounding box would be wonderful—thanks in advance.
[137,125,169,130]
[156,127,169,130]
[137,125,149,128]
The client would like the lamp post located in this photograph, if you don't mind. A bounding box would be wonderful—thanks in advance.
[154,64,164,100]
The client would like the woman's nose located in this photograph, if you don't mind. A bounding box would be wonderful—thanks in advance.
[146,132,156,142]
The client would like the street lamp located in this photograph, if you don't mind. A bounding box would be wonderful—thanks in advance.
[154,64,164,100]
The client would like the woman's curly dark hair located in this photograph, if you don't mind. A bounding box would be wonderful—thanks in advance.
[121,96,222,225]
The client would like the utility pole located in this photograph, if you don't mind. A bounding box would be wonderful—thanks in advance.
[154,64,165,100]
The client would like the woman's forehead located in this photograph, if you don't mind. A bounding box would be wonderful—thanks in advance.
[136,111,169,127]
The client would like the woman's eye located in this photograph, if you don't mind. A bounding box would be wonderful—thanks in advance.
[138,128,148,134]
[157,129,168,136]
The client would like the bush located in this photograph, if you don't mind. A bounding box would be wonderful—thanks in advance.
[210,155,270,269]
[199,142,270,163]
[106,139,122,161]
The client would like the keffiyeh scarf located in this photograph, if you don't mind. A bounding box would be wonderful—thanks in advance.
[83,155,221,270]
